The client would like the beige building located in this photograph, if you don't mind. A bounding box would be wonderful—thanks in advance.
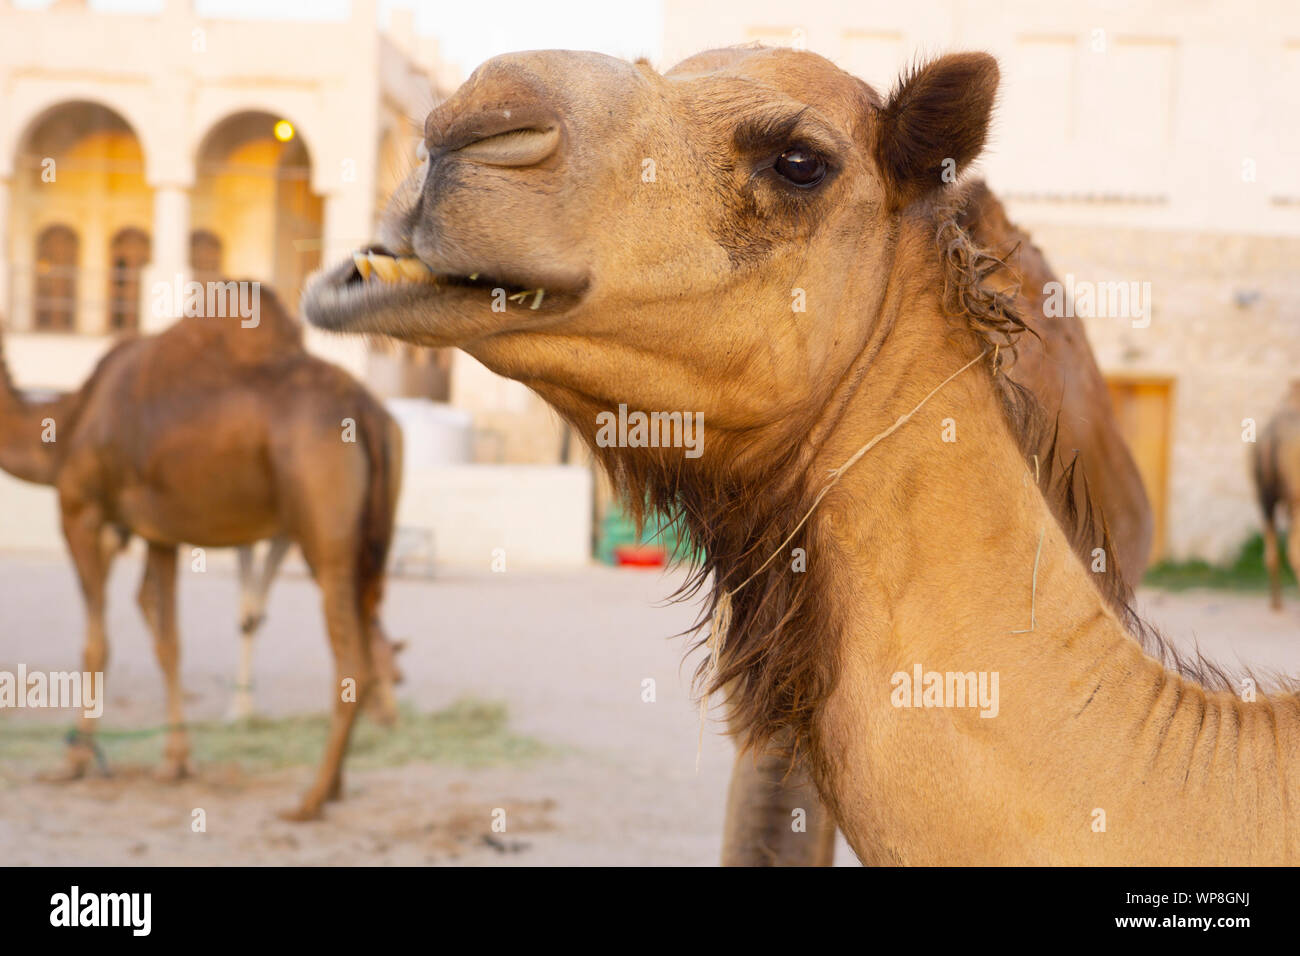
[665,0,1300,562]
[0,0,590,565]
[0,0,462,390]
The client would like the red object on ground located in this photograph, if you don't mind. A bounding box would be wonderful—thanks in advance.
[613,544,667,567]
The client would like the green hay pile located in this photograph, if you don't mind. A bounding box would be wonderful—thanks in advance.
[0,697,549,779]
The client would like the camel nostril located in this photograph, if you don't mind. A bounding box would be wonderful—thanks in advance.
[454,125,561,168]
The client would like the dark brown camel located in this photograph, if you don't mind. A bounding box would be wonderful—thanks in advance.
[0,285,403,820]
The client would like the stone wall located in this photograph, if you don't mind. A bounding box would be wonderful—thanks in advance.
[1018,217,1300,561]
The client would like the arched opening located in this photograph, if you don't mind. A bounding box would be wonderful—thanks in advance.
[33,224,79,331]
[189,229,224,283]
[107,226,150,332]
[10,100,150,333]
[192,111,322,312]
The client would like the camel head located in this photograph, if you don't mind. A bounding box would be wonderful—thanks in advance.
[304,46,1000,483]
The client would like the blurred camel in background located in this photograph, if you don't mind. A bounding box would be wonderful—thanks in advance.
[0,286,404,820]
[1254,382,1300,610]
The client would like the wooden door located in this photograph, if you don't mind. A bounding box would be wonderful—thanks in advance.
[1106,379,1173,563]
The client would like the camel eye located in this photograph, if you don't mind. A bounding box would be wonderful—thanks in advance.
[773,147,826,187]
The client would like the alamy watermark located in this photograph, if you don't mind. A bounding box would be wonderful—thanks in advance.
[1043,274,1151,328]
[50,886,150,936]
[0,665,102,718]
[890,664,999,718]
[595,404,704,459]
[150,275,261,328]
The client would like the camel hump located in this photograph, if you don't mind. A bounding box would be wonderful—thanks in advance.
[163,280,305,365]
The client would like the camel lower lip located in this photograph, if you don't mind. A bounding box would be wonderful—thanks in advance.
[301,256,440,333]
[301,253,582,340]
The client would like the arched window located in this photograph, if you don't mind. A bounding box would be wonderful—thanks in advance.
[190,229,223,282]
[34,224,79,332]
[107,227,150,332]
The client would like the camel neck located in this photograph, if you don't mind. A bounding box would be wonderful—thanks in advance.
[800,289,1300,865]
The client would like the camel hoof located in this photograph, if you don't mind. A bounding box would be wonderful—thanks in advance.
[226,696,257,722]
[154,758,193,782]
[38,761,90,784]
[39,744,98,783]
[279,803,324,823]
[367,683,400,726]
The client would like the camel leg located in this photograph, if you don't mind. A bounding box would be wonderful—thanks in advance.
[45,502,111,781]
[229,536,291,720]
[280,562,371,821]
[1263,518,1282,612]
[231,546,258,719]
[230,627,257,720]
[137,542,192,780]
[1285,505,1300,612]
[721,732,837,866]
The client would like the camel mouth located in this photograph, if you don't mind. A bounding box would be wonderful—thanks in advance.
[302,244,585,343]
[347,245,544,304]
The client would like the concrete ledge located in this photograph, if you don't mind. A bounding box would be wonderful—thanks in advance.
[0,464,593,569]
[397,464,592,568]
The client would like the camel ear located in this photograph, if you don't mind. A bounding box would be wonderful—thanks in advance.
[873,53,999,210]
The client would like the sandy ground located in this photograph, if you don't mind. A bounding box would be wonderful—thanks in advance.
[1,548,1297,866]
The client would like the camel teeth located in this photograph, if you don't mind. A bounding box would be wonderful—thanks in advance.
[468,273,479,281]
[353,253,371,281]
[507,288,547,308]
[398,256,432,281]
[368,253,399,282]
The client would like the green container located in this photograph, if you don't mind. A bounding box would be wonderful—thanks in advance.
[596,503,700,565]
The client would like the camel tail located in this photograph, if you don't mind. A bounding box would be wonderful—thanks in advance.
[356,398,403,623]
